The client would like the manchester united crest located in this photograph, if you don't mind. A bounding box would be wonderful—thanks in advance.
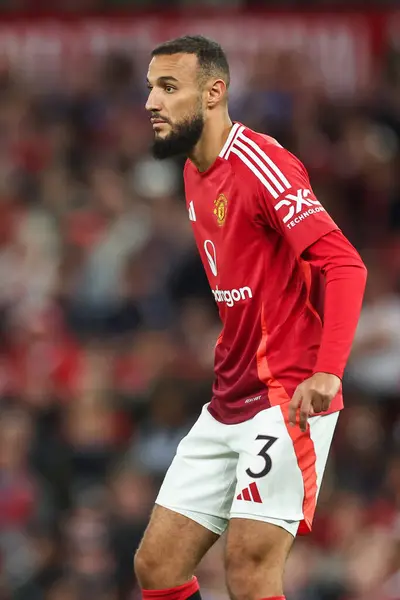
[214,194,228,227]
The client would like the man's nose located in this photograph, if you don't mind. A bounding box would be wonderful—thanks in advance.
[145,88,161,112]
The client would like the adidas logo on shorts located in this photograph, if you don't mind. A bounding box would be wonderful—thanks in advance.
[236,482,262,503]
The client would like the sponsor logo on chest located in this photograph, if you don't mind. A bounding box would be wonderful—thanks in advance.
[211,285,253,307]
[203,240,253,306]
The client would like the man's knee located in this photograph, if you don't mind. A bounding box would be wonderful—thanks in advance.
[134,546,159,588]
[225,519,294,600]
[225,549,283,600]
[134,505,218,589]
[134,531,192,589]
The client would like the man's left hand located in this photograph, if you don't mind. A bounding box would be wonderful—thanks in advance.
[288,372,341,432]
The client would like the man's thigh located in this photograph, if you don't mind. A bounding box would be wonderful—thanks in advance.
[230,405,339,535]
[156,403,238,535]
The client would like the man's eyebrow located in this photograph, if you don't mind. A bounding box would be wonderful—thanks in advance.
[147,76,180,85]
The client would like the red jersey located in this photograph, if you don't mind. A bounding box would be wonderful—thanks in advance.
[184,123,345,424]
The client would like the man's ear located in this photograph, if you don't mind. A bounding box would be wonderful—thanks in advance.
[207,79,227,108]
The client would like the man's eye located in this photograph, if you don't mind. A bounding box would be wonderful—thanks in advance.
[165,85,175,93]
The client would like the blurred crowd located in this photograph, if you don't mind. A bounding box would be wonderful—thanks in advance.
[1,0,399,13]
[0,6,400,600]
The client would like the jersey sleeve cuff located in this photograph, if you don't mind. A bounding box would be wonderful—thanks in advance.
[313,365,343,380]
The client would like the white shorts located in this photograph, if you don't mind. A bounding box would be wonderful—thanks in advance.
[156,403,339,537]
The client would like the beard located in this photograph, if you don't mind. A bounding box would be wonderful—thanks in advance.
[151,112,205,160]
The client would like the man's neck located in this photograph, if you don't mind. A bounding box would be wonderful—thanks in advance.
[189,114,233,173]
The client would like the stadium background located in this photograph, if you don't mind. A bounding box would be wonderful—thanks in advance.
[0,1,400,599]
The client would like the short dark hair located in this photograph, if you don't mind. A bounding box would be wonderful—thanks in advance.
[151,35,230,88]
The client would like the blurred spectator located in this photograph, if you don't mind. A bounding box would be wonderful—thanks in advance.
[127,378,194,479]
[348,264,400,397]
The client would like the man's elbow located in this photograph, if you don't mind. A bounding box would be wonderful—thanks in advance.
[347,245,368,281]
[351,258,368,299]
[357,257,368,282]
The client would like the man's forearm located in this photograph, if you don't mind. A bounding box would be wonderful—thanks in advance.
[303,230,368,379]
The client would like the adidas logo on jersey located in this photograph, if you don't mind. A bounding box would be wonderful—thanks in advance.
[237,482,262,503]
[188,201,196,222]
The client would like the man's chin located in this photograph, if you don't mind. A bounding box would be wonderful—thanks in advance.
[151,137,176,159]
[151,118,204,159]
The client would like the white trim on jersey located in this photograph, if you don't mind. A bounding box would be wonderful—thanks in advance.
[230,146,280,199]
[219,123,241,159]
[225,126,245,159]
[238,131,291,189]
[233,138,286,195]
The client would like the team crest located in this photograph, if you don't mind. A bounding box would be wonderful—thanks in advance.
[214,194,228,227]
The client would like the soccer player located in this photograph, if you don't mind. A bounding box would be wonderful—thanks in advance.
[136,35,367,600]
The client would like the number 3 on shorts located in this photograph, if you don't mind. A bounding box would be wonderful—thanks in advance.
[245,435,278,479]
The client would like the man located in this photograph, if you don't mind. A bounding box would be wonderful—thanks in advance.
[135,35,367,600]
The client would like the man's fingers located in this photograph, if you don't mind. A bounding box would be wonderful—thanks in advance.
[290,373,337,430]
[312,394,331,415]
[299,394,313,432]
[288,389,302,427]
[312,396,323,414]
[322,395,331,412]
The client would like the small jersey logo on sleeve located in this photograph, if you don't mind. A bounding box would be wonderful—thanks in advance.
[274,188,325,229]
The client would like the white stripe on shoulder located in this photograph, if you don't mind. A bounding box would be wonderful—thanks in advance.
[230,146,279,199]
[225,126,245,158]
[238,131,291,189]
[219,123,242,159]
[233,138,285,195]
